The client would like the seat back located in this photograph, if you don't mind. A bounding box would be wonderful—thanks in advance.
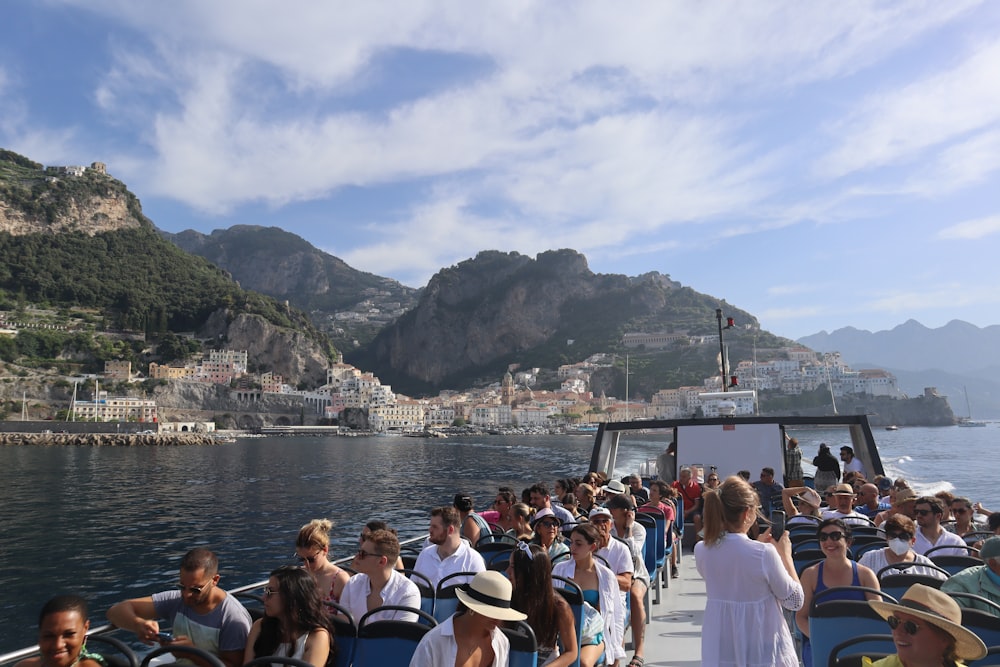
[232,592,266,622]
[477,534,521,549]
[793,550,825,575]
[930,554,984,575]
[876,568,949,600]
[553,575,584,667]
[968,645,1000,667]
[825,633,896,667]
[502,620,539,667]
[244,658,314,667]
[851,541,887,560]
[82,634,138,667]
[353,606,436,667]
[402,569,436,620]
[434,570,480,623]
[635,513,660,582]
[926,544,981,558]
[956,599,1000,649]
[483,547,515,571]
[325,601,357,667]
[637,506,668,568]
[809,588,897,667]
[139,646,225,667]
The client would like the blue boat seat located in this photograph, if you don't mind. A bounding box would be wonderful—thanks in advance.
[82,634,138,667]
[930,553,983,576]
[434,570,480,623]
[808,586,896,667]
[402,568,435,621]
[553,575,584,667]
[825,633,895,667]
[325,600,357,667]
[139,646,225,667]
[502,620,539,667]
[353,605,436,667]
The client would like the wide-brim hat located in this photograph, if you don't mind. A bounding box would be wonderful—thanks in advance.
[530,507,562,526]
[832,483,855,496]
[799,488,822,508]
[455,571,527,621]
[869,584,987,661]
[893,488,918,507]
[601,479,627,495]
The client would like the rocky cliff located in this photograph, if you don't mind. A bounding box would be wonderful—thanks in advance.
[349,249,751,393]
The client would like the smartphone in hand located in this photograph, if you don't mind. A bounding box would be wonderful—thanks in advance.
[156,631,174,643]
[769,510,786,542]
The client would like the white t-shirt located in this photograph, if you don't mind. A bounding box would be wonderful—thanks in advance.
[413,540,485,589]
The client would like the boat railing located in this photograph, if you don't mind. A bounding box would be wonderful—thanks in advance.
[0,534,429,666]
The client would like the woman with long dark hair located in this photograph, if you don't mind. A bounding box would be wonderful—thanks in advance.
[508,542,578,667]
[244,566,335,667]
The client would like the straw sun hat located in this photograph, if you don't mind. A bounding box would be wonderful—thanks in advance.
[455,571,527,622]
[868,584,987,661]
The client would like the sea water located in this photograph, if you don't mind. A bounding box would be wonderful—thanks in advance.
[0,426,995,654]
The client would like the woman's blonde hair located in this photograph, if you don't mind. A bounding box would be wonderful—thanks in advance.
[296,518,332,549]
[702,476,759,545]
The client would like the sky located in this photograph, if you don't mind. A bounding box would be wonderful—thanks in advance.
[1,2,999,340]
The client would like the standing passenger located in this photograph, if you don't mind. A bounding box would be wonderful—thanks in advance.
[784,436,803,488]
[812,444,841,492]
[695,476,803,666]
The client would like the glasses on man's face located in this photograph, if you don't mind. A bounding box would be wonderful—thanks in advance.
[818,531,845,542]
[177,581,212,595]
[886,615,921,635]
[263,586,279,598]
[356,548,382,560]
[914,509,932,516]
[885,531,912,541]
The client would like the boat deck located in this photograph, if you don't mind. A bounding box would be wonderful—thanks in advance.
[637,546,707,666]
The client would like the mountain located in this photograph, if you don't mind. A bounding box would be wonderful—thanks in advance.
[164,225,419,349]
[0,148,334,385]
[347,249,791,395]
[798,320,1000,418]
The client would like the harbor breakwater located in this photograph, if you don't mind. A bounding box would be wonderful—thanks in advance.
[0,432,220,446]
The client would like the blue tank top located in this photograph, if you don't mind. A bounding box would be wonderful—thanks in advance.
[814,560,864,601]
[582,589,600,607]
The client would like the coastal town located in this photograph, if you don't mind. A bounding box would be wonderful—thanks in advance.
[62,332,909,433]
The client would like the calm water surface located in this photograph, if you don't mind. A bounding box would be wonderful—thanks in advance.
[0,425,996,653]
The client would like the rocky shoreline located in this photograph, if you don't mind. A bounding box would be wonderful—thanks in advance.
[0,432,222,446]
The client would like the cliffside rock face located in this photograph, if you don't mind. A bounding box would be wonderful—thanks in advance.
[355,249,692,389]
[200,311,330,387]
[0,190,142,236]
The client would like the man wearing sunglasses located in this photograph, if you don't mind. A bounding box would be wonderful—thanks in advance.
[107,548,252,667]
[912,496,966,557]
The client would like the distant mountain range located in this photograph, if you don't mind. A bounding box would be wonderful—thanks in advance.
[799,320,1000,418]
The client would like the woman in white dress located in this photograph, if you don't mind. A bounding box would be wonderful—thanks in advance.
[244,566,334,667]
[695,476,803,667]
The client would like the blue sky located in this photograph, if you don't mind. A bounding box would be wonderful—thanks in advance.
[2,2,999,340]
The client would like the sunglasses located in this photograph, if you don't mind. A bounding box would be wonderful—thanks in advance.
[952,508,968,515]
[297,552,322,564]
[176,581,211,595]
[914,509,933,516]
[885,531,912,541]
[356,548,382,560]
[886,615,921,635]
[537,520,560,528]
[818,531,845,542]
[263,586,279,598]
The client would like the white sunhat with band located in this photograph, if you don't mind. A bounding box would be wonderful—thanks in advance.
[455,571,528,622]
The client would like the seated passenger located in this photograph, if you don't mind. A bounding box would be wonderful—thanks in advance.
[529,483,576,526]
[530,508,569,562]
[560,492,582,521]
[492,489,519,534]
[358,520,404,570]
[508,503,534,541]
[854,483,891,519]
[608,494,650,667]
[553,523,624,667]
[413,506,485,589]
[941,536,1000,616]
[821,484,870,525]
[672,466,703,534]
[107,548,251,667]
[796,519,880,667]
[575,484,597,516]
[913,496,966,557]
[867,584,987,666]
[626,475,649,504]
[508,542,578,667]
[751,467,784,512]
[858,515,945,580]
[18,595,104,667]
[296,519,350,604]
[874,487,918,527]
[244,566,334,667]
[340,528,420,622]
[409,571,526,667]
[945,496,988,538]
[455,493,491,546]
[782,486,823,525]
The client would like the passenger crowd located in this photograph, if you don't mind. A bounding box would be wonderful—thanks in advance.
[17,439,1000,667]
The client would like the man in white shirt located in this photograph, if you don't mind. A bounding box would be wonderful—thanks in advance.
[340,529,420,623]
[840,446,865,477]
[821,483,870,526]
[590,506,634,592]
[913,496,967,557]
[413,506,485,589]
[529,482,576,527]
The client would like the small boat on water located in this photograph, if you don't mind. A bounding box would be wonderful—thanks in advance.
[958,385,987,427]
[885,424,899,431]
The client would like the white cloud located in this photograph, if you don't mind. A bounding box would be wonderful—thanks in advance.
[822,37,1000,179]
[937,215,1000,240]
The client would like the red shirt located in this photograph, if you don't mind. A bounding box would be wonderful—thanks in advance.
[673,479,703,511]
